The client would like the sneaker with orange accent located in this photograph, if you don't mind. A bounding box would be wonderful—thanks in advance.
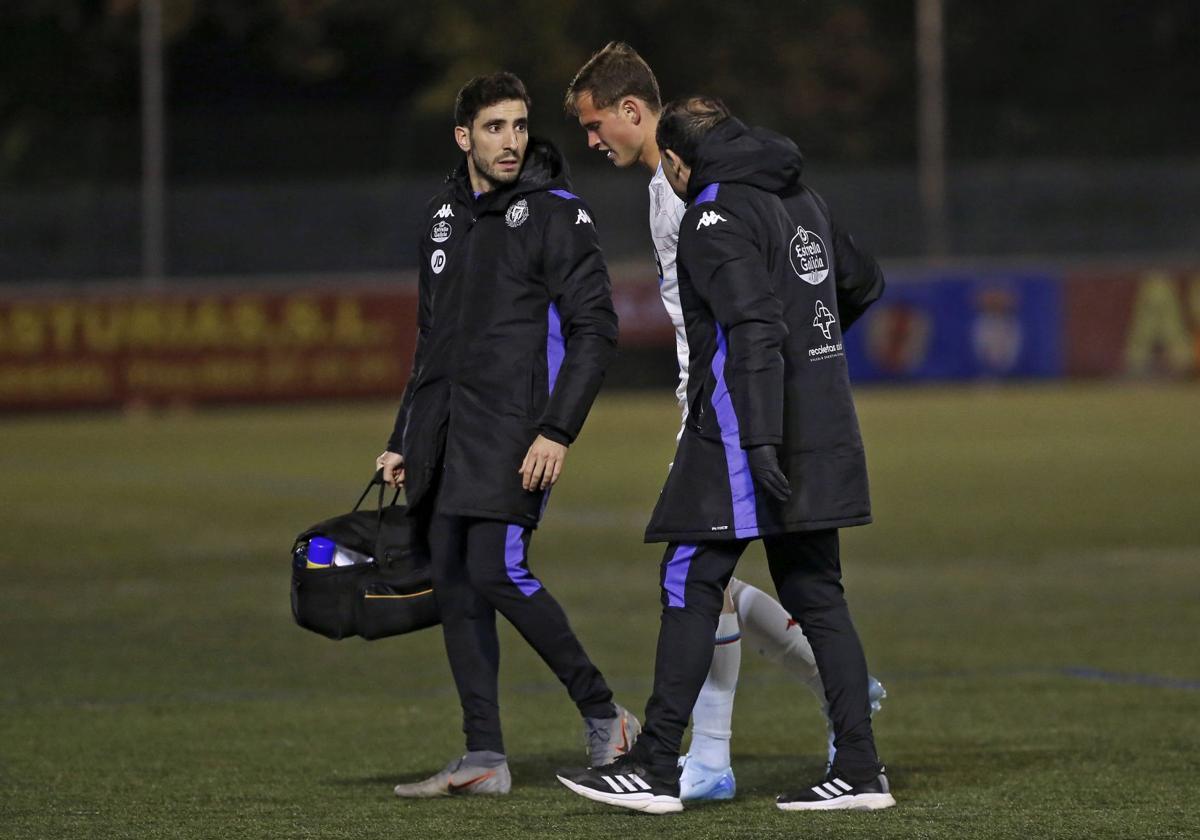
[584,703,642,767]
[392,755,511,798]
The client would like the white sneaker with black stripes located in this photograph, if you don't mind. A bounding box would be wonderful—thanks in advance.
[776,770,895,811]
[556,754,683,814]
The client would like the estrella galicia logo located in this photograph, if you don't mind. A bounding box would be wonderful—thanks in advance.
[790,226,829,285]
[431,220,451,243]
[505,198,529,228]
[813,299,836,339]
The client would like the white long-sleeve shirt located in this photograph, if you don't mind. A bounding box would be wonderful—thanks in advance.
[648,162,690,428]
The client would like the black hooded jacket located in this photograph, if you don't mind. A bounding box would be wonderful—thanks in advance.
[645,119,884,542]
[388,138,618,527]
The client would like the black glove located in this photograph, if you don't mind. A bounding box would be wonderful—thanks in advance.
[746,444,791,502]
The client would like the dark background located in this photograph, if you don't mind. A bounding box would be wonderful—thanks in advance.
[1,1,1198,279]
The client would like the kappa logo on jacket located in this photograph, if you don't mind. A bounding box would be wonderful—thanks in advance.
[790,226,830,285]
[506,199,530,228]
[575,208,592,225]
[696,210,727,230]
[433,203,454,219]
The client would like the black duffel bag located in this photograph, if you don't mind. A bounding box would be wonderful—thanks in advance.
[290,470,439,640]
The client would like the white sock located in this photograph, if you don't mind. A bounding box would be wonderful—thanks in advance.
[687,611,741,769]
[729,577,827,706]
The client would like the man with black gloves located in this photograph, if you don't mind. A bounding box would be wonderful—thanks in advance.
[557,97,893,814]
[376,72,638,798]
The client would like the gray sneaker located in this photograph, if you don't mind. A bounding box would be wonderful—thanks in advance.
[393,755,512,798]
[584,703,641,767]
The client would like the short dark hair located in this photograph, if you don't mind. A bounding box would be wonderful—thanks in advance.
[454,72,532,128]
[655,96,731,167]
[564,41,661,116]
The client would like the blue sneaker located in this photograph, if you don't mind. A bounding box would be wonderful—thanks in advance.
[868,676,887,715]
[826,676,887,767]
[678,754,736,801]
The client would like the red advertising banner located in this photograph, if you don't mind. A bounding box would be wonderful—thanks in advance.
[610,269,675,347]
[1065,268,1200,377]
[22,264,1195,411]
[0,273,675,412]
[0,285,418,410]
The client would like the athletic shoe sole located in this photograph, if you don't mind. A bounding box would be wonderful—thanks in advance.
[556,775,683,814]
[777,792,896,811]
[681,784,735,802]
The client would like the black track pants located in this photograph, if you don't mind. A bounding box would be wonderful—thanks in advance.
[426,504,615,754]
[634,529,882,781]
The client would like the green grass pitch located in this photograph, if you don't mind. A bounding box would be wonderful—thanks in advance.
[1,384,1197,839]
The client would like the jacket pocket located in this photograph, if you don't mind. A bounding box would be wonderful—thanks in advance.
[687,380,710,434]
[527,351,552,421]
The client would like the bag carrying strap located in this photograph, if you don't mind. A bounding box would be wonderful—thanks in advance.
[353,468,402,523]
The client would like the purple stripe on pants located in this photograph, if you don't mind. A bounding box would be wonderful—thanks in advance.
[504,524,542,596]
[664,543,698,608]
[711,325,760,538]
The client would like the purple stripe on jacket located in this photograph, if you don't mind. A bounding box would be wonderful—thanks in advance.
[664,543,698,608]
[711,325,760,538]
[504,524,542,596]
[547,303,564,394]
[695,183,720,204]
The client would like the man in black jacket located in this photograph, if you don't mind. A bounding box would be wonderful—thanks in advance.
[558,97,894,814]
[376,72,638,798]
[565,42,888,802]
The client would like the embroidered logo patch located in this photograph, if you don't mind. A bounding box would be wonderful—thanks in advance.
[431,221,451,243]
[790,226,829,285]
[505,198,530,228]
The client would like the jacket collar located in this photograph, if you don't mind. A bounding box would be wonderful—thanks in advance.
[448,137,572,214]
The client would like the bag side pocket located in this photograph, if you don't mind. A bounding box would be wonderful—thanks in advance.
[353,576,440,640]
[291,564,368,640]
